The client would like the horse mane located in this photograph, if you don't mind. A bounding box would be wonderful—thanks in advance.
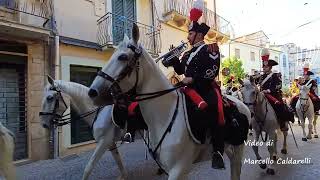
[140,46,173,88]
[48,80,96,111]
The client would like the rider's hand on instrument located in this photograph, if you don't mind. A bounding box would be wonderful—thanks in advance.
[182,77,193,85]
[208,43,219,54]
[262,89,271,93]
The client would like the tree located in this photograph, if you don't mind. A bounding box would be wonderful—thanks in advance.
[222,56,245,85]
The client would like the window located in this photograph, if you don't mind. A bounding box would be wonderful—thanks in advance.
[282,56,287,67]
[0,0,15,8]
[112,0,137,44]
[250,52,255,61]
[70,65,101,144]
[235,48,240,59]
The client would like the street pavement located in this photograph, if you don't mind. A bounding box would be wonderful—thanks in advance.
[17,122,320,180]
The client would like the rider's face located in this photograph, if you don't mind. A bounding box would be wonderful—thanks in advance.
[187,31,204,45]
[262,65,271,73]
[188,31,197,45]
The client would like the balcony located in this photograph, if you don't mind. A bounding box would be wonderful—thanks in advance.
[97,12,161,56]
[163,0,231,43]
[0,0,53,40]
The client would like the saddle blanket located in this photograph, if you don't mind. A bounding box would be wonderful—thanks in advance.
[182,93,249,145]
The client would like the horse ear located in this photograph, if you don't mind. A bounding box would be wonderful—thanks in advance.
[132,23,140,44]
[123,34,130,43]
[47,75,54,85]
[238,78,244,85]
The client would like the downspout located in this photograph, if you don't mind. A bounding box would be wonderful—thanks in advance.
[49,0,60,159]
[150,0,157,56]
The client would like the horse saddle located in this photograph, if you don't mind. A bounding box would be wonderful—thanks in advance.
[112,104,147,131]
[183,94,249,145]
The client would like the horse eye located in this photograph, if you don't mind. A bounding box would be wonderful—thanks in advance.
[118,54,129,61]
[47,95,54,101]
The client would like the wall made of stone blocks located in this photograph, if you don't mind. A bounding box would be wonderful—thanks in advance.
[27,42,50,161]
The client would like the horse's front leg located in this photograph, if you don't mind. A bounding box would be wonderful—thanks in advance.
[313,115,318,138]
[307,114,314,139]
[225,143,244,180]
[110,143,128,180]
[281,129,288,154]
[252,130,266,169]
[82,139,108,180]
[298,113,308,141]
[266,131,277,175]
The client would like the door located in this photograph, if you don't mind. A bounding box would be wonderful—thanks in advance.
[0,54,27,160]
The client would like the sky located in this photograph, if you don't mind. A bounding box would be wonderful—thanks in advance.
[215,0,320,49]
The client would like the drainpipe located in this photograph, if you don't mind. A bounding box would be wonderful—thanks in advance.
[150,0,157,56]
[54,36,60,80]
[49,0,60,159]
[54,35,60,159]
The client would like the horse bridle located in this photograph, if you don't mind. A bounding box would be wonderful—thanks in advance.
[39,87,68,120]
[97,44,142,102]
[299,93,309,116]
[96,44,183,102]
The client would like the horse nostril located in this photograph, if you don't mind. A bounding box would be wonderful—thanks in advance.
[88,89,98,98]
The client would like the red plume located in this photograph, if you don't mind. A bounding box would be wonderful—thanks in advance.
[190,8,202,21]
[189,0,204,21]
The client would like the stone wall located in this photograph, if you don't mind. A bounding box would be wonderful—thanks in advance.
[27,42,50,161]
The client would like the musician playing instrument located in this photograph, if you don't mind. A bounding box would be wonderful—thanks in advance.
[162,18,225,169]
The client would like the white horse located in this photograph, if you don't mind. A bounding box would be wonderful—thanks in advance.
[88,24,250,180]
[39,77,128,180]
[0,121,15,180]
[241,79,280,175]
[296,84,318,141]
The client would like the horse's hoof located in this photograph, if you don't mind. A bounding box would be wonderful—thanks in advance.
[156,168,165,175]
[266,168,275,175]
[307,135,312,139]
[259,163,267,169]
[302,137,307,141]
[314,135,319,138]
[281,149,287,154]
[272,155,278,161]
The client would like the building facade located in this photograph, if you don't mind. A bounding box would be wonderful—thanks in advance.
[220,31,282,75]
[0,0,53,162]
[1,0,232,161]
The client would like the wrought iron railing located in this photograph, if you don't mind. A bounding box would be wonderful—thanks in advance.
[163,0,231,35]
[0,0,53,28]
[97,12,161,55]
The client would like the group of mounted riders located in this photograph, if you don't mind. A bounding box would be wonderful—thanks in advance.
[116,7,320,172]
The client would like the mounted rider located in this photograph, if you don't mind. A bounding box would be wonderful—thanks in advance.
[302,67,320,113]
[162,2,225,169]
[290,64,320,114]
[258,48,294,130]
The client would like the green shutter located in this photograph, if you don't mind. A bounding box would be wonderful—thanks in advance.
[112,0,136,44]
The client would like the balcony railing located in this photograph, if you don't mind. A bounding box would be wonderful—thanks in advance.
[163,0,231,35]
[97,12,161,55]
[0,0,53,28]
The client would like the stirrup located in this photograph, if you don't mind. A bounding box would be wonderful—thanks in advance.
[122,133,132,143]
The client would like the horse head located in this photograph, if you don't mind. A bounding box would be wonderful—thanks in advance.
[241,77,258,107]
[298,84,311,107]
[89,24,143,106]
[39,75,68,129]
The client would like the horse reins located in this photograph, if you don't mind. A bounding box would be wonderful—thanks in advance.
[96,43,185,174]
[39,87,102,127]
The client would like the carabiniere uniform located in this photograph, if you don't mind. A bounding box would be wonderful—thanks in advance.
[171,42,221,102]
[259,72,283,100]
